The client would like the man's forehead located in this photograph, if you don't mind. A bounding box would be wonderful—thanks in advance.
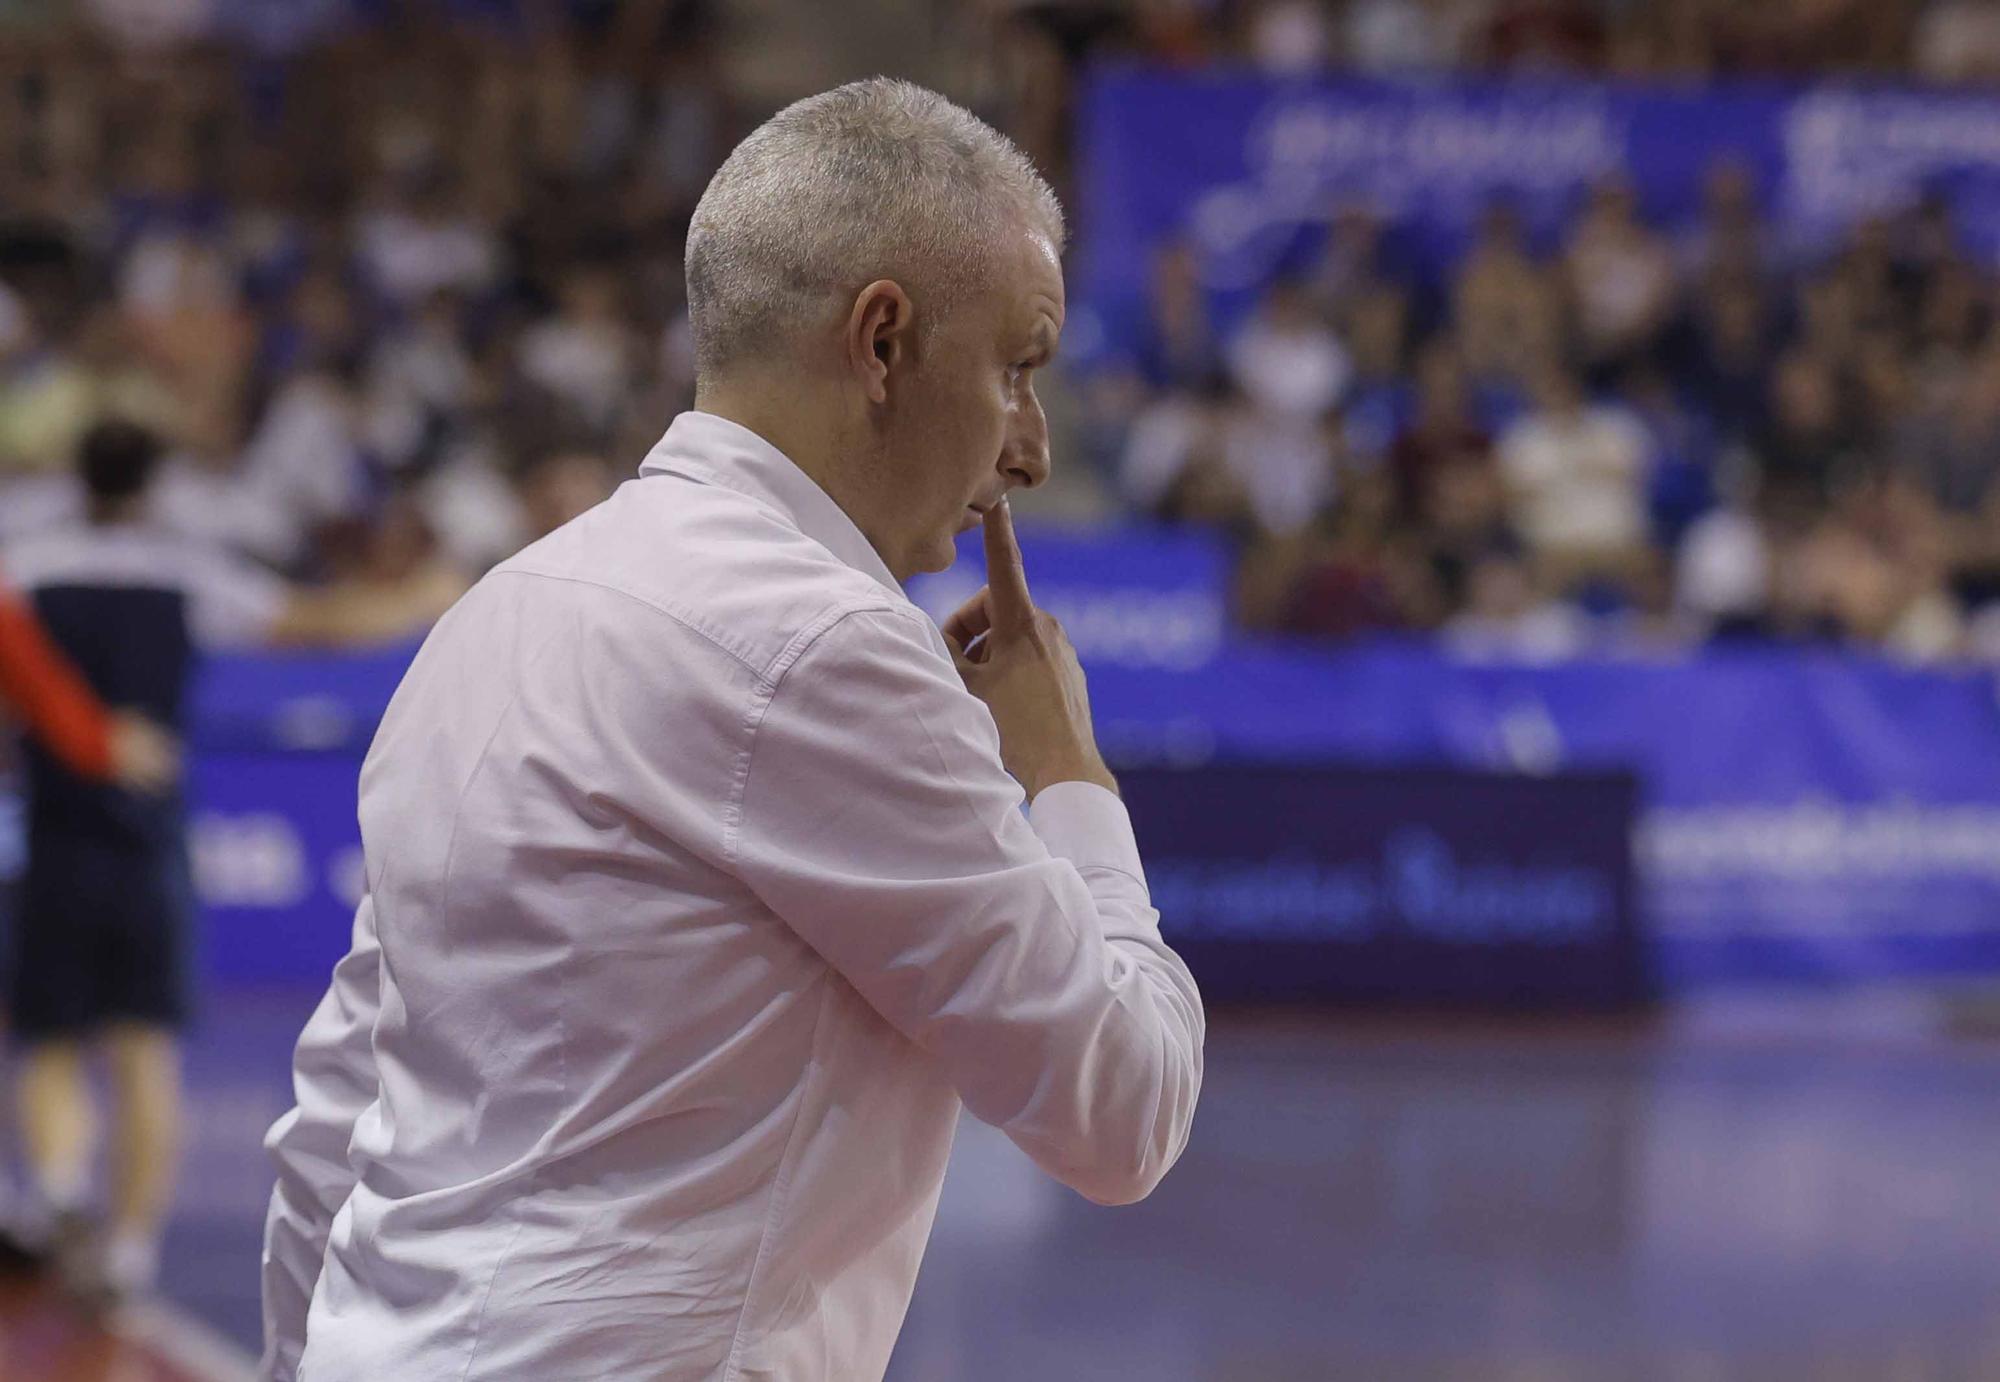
[1011,230,1066,327]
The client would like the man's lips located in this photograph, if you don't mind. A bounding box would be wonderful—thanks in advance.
[958,503,991,534]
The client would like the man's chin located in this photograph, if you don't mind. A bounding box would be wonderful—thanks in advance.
[912,539,958,577]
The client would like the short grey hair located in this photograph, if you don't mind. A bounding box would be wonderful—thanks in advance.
[684,78,1065,382]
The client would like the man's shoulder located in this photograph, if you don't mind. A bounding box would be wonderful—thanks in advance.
[487,474,923,684]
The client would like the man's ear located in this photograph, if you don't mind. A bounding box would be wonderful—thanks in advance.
[846,279,915,405]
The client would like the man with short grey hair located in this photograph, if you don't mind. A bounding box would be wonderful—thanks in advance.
[260,78,1204,1381]
[685,78,1065,379]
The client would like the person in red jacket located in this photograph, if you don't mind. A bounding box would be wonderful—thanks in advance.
[0,576,177,793]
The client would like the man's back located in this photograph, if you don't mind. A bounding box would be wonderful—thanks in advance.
[308,439,941,1379]
[293,416,1203,1380]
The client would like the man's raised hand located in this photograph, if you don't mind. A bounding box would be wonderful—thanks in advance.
[942,500,1117,800]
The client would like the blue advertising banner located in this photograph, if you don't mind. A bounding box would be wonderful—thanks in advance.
[1083,642,2000,986]
[186,748,371,986]
[1123,763,1644,1007]
[147,637,2000,992]
[906,524,1231,672]
[1076,71,2000,355]
[8,560,2000,992]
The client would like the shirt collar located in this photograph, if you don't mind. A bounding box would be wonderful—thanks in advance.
[636,410,902,597]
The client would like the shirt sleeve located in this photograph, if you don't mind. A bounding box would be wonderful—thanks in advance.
[732,605,1205,1206]
[0,578,113,779]
[261,894,383,1382]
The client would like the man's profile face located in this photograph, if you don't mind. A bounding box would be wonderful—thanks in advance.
[875,227,1064,579]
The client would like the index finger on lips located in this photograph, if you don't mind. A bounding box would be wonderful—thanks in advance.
[982,499,1036,632]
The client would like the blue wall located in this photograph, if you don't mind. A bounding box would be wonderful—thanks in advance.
[151,630,2000,993]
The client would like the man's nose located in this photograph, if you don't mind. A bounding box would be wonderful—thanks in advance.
[1002,391,1050,491]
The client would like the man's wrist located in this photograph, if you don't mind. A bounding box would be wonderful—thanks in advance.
[1022,752,1118,800]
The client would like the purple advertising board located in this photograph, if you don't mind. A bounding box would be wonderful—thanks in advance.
[1122,764,1646,1008]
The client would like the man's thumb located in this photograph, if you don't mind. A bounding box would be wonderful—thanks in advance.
[945,635,979,686]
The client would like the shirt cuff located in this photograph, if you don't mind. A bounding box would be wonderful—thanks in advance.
[1027,780,1147,886]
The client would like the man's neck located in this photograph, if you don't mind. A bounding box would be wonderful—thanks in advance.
[695,388,824,479]
[692,377,889,565]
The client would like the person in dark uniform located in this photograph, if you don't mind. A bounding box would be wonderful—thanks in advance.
[3,419,459,1299]
[0,573,177,792]
[0,564,178,1276]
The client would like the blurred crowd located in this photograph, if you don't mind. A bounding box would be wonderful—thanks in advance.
[0,1,725,607]
[1,0,1998,661]
[1040,0,2000,663]
[1084,0,1989,85]
[1099,176,2000,661]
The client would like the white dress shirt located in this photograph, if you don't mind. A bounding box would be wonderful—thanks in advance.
[260,411,1205,1382]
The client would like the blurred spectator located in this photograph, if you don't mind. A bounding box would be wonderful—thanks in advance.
[1892,338,2000,595]
[151,378,367,571]
[1246,0,1334,74]
[1441,544,1592,660]
[1783,479,1964,657]
[1252,470,1417,639]
[1482,0,1607,72]
[1344,0,1483,72]
[1563,180,1677,384]
[1621,362,1716,545]
[1897,193,1968,309]
[1338,282,1415,467]
[69,310,182,449]
[1497,359,1654,594]
[260,265,364,382]
[1604,550,1696,651]
[1751,349,1865,504]
[1221,399,1341,538]
[353,164,500,311]
[1912,256,1987,383]
[518,446,620,542]
[1677,159,1775,290]
[1676,482,1773,638]
[1389,340,1494,525]
[1791,266,1865,371]
[1119,382,1254,530]
[1412,447,1516,627]
[517,261,641,437]
[85,0,217,56]
[1222,278,1347,535]
[364,289,477,473]
[1307,207,1400,331]
[1454,202,1562,391]
[1139,240,1221,391]
[1226,276,1349,421]
[0,224,91,477]
[1838,217,1909,341]
[1914,0,2000,84]
[1704,0,1905,76]
[1676,272,1772,443]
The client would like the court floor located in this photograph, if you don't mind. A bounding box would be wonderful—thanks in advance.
[0,1279,247,1380]
[29,986,2000,1381]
